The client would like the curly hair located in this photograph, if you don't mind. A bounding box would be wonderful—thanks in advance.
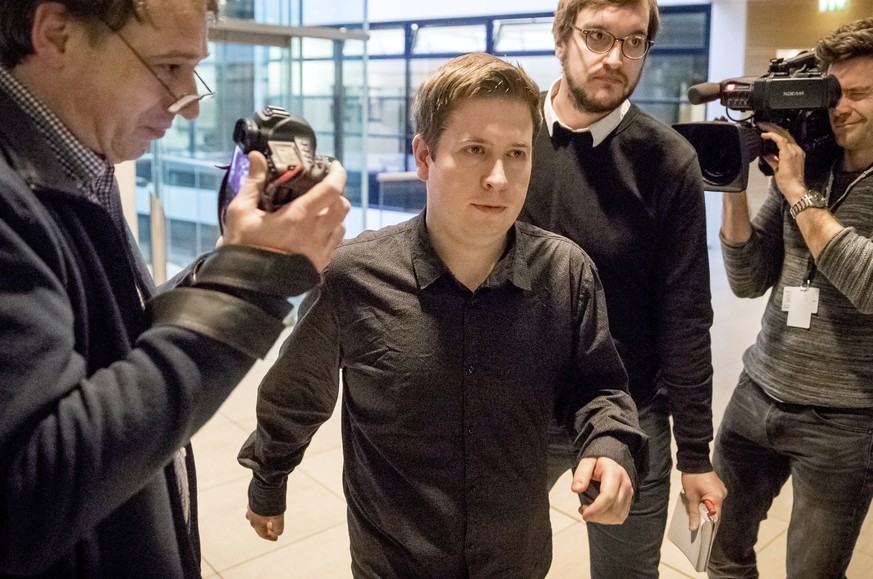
[815,17,873,70]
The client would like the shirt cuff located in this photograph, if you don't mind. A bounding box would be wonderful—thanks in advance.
[247,475,288,517]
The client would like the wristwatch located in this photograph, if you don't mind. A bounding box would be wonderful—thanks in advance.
[789,190,828,220]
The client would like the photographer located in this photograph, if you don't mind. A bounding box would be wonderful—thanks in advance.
[0,0,347,576]
[711,17,873,578]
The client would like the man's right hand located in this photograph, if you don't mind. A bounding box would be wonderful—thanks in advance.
[222,151,350,272]
[572,456,634,525]
[246,505,285,541]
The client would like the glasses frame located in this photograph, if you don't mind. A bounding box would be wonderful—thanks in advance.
[108,26,215,114]
[569,24,654,60]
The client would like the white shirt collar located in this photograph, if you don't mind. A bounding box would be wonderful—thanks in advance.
[543,77,630,147]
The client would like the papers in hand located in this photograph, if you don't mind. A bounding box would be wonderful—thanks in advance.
[667,491,720,573]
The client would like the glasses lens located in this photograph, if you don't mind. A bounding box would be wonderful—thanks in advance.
[622,35,649,59]
[585,30,615,53]
[166,73,215,114]
[168,94,211,114]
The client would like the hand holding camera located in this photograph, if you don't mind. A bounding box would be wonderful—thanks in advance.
[219,107,349,272]
[756,122,811,203]
[219,106,335,220]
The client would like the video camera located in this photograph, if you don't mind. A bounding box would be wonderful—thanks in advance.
[673,51,840,191]
[217,106,332,231]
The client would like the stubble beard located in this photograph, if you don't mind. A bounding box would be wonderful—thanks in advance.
[562,61,640,115]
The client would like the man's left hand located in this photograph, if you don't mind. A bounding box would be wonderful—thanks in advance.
[572,456,634,524]
[681,471,728,531]
[758,121,809,204]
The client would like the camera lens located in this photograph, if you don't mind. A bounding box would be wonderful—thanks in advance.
[674,123,742,187]
[697,140,740,187]
[673,122,762,191]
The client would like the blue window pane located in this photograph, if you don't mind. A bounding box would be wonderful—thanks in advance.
[413,25,485,54]
[658,12,709,50]
[346,28,404,56]
[494,18,555,53]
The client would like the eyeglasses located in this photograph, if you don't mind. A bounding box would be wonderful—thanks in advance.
[570,25,653,60]
[109,28,215,114]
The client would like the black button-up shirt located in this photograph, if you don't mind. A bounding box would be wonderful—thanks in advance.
[239,215,646,578]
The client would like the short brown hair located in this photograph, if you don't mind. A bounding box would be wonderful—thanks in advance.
[552,0,660,46]
[815,17,873,71]
[0,0,219,68]
[412,52,541,155]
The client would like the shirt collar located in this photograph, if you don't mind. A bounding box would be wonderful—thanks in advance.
[410,212,532,293]
[543,76,629,147]
[0,66,112,191]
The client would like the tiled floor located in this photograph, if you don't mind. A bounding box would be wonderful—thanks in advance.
[192,247,873,578]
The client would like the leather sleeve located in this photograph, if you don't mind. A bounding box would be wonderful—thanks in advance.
[148,245,321,359]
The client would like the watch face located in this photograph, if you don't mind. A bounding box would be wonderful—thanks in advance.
[810,191,828,207]
[790,190,828,219]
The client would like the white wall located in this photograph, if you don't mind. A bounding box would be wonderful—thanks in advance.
[703,1,749,247]
[706,0,748,120]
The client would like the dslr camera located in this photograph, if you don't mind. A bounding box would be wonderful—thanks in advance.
[218,105,332,227]
[673,51,840,191]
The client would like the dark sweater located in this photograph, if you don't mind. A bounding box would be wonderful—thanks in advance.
[519,104,714,473]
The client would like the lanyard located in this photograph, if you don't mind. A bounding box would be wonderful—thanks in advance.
[800,168,835,288]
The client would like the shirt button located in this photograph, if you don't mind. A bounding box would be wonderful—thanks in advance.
[467,365,475,374]
[467,426,474,434]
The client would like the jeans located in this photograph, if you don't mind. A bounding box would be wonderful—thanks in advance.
[548,390,671,579]
[708,372,873,579]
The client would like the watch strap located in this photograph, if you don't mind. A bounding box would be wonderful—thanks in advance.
[789,190,827,220]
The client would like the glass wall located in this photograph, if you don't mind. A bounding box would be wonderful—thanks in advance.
[135,2,709,277]
[322,6,710,219]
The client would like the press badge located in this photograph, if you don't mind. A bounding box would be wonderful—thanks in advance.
[782,286,820,329]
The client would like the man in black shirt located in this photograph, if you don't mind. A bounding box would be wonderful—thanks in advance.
[238,52,648,578]
[518,0,727,576]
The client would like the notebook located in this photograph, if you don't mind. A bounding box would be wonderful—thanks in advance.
[667,491,720,573]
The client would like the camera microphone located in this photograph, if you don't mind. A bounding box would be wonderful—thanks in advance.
[687,82,723,105]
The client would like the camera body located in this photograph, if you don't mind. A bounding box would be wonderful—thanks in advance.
[715,70,840,115]
[218,106,332,226]
[674,51,840,191]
